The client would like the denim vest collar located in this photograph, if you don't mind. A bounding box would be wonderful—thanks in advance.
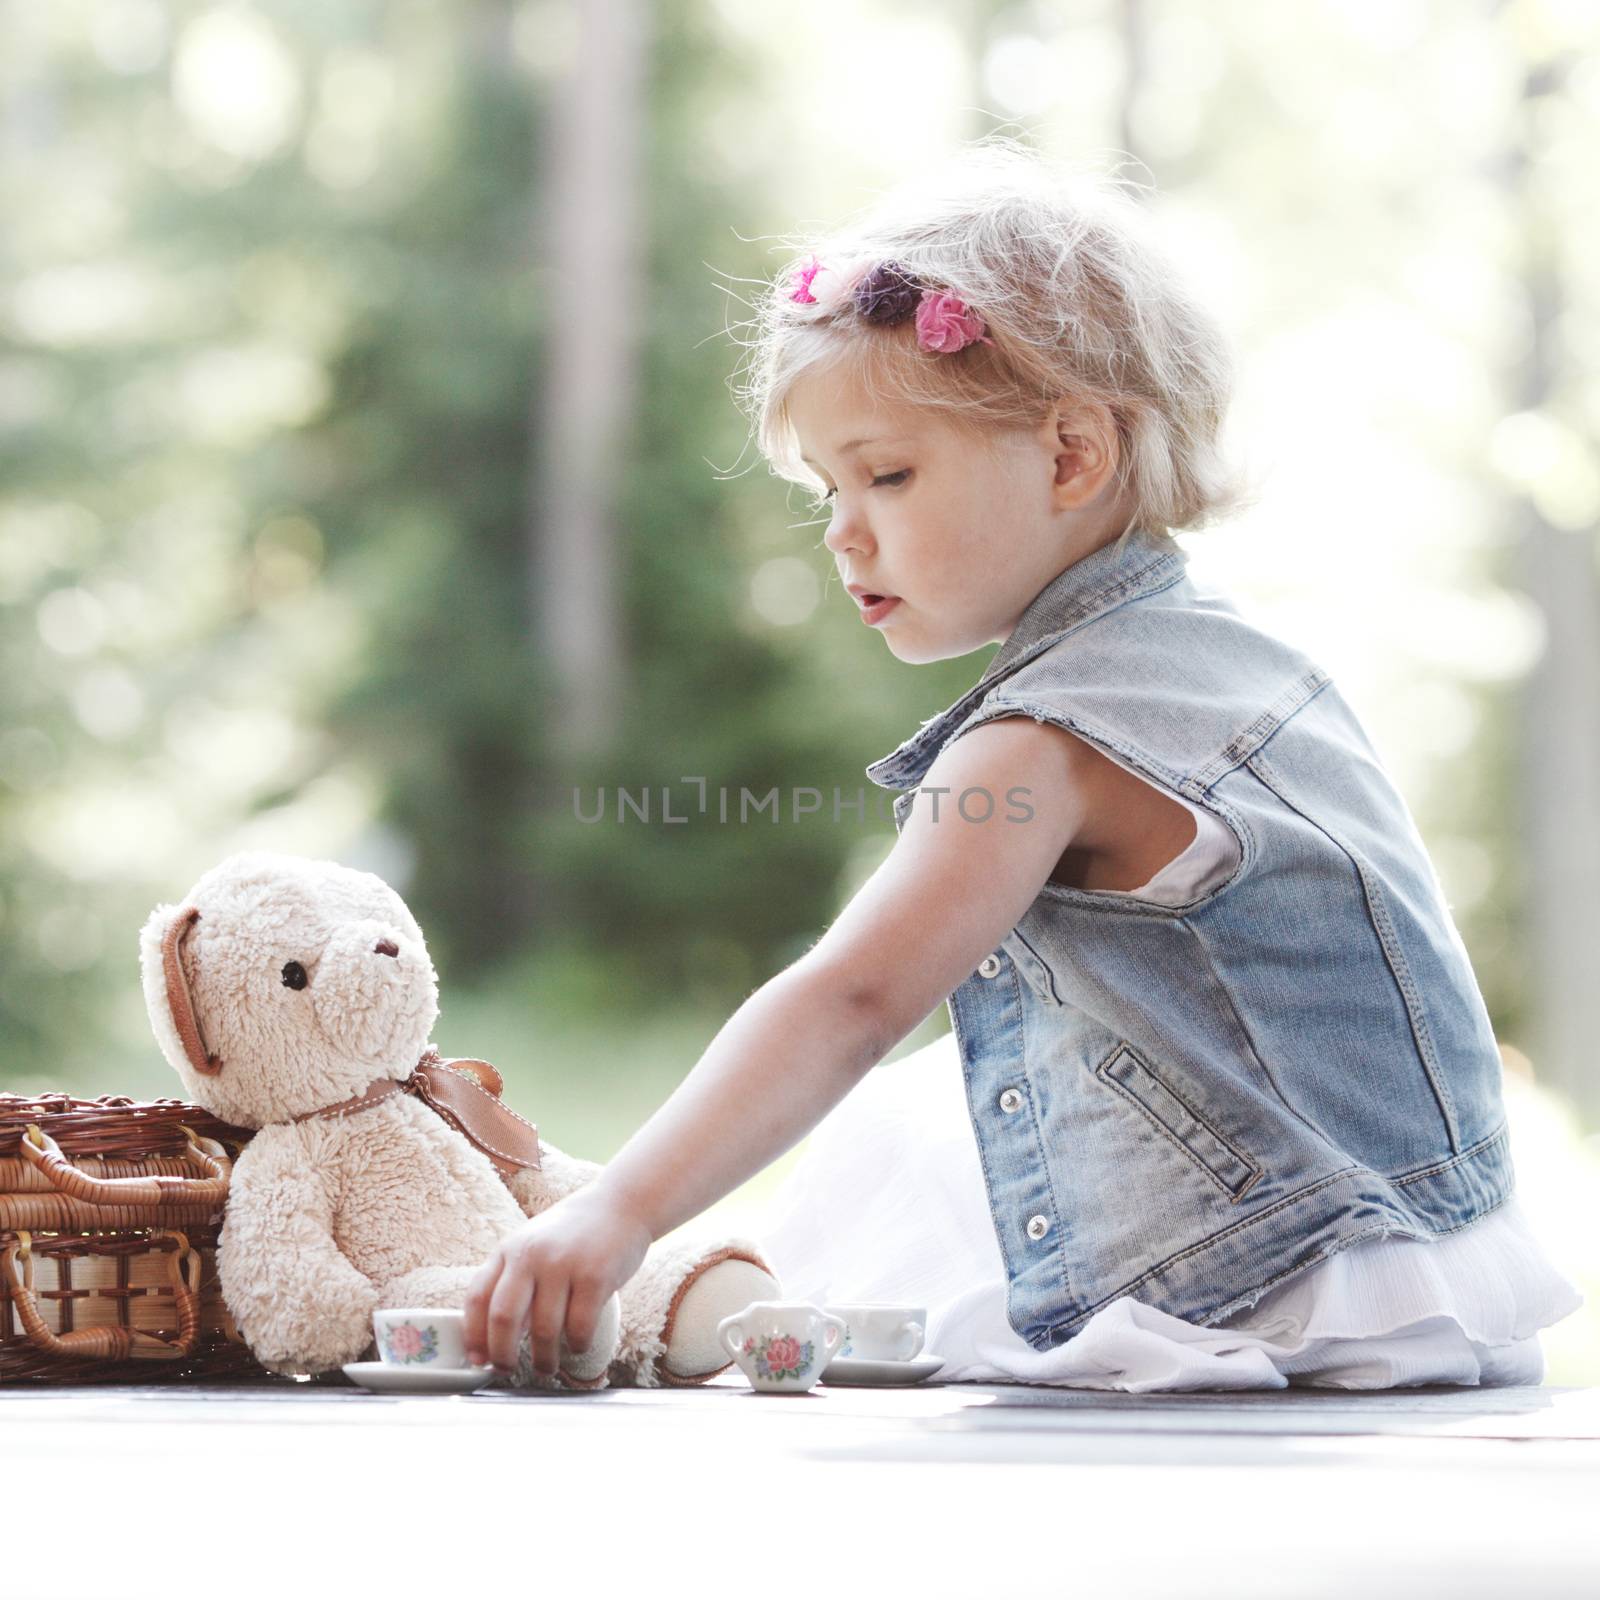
[865,524,1189,792]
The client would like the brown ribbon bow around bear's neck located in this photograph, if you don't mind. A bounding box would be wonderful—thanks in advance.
[291,1047,543,1180]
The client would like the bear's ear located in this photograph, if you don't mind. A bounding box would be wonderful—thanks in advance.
[139,902,223,1077]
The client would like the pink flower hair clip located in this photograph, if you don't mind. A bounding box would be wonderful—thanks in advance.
[914,291,994,354]
[787,252,825,304]
[786,255,995,355]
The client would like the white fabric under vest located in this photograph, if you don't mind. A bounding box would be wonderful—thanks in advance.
[1090,745,1243,904]
[756,781,1584,1389]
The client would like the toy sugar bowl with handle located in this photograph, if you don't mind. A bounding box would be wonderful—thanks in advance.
[717,1300,847,1394]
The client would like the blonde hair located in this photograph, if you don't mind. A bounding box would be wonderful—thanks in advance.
[724,138,1257,537]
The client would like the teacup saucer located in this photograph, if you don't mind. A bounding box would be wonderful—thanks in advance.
[341,1360,495,1394]
[820,1354,944,1386]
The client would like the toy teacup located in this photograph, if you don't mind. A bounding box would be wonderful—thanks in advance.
[825,1303,926,1363]
[373,1307,471,1369]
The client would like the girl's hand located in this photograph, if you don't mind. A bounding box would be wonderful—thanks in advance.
[463,1186,652,1375]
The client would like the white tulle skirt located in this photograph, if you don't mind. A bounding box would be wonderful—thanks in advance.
[756,1030,1585,1391]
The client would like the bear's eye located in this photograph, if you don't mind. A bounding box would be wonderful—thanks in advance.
[281,960,308,991]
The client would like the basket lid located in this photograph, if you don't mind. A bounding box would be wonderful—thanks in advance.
[0,1093,254,1161]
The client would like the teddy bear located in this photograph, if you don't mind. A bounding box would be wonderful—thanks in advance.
[137,849,779,1390]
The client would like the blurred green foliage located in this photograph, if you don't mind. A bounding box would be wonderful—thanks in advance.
[0,0,975,1097]
[1,0,1596,1138]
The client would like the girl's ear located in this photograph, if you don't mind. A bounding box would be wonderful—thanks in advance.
[139,901,223,1077]
[1044,400,1119,509]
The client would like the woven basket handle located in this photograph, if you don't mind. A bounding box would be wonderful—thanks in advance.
[1,1230,204,1361]
[18,1123,231,1207]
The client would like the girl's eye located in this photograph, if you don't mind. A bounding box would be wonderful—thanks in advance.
[819,470,910,504]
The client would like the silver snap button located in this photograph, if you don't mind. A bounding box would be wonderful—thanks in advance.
[977,954,1002,978]
[1026,1214,1050,1241]
[999,1087,1023,1113]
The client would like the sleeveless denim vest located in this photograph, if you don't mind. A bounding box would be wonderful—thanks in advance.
[865,524,1514,1350]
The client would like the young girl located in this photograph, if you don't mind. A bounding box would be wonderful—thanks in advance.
[464,141,1582,1389]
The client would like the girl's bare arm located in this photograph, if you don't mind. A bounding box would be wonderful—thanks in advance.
[586,714,1093,1238]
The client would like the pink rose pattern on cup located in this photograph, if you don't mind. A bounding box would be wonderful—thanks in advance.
[382,1321,440,1365]
[742,1332,815,1381]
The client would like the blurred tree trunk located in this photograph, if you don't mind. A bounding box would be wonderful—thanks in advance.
[957,0,1007,141]
[1502,44,1600,1125]
[531,0,645,761]
[2,5,55,150]
[956,0,1149,169]
[1117,0,1148,171]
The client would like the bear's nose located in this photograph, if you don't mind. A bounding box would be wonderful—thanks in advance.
[374,938,399,958]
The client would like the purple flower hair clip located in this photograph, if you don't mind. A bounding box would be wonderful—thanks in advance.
[787,253,994,355]
[853,260,924,324]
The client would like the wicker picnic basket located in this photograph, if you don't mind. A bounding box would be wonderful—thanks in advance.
[0,1089,263,1383]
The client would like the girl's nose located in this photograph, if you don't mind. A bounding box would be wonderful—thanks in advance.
[822,506,871,556]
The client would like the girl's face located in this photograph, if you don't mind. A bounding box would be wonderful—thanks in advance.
[785,359,1128,665]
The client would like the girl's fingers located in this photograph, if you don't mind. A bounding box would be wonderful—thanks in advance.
[528,1277,571,1378]
[463,1255,504,1365]
[564,1282,603,1355]
[485,1252,537,1372]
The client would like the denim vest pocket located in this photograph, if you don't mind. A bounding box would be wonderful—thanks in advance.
[1095,1043,1263,1201]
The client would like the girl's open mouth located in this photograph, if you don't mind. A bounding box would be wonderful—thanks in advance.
[859,595,901,626]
